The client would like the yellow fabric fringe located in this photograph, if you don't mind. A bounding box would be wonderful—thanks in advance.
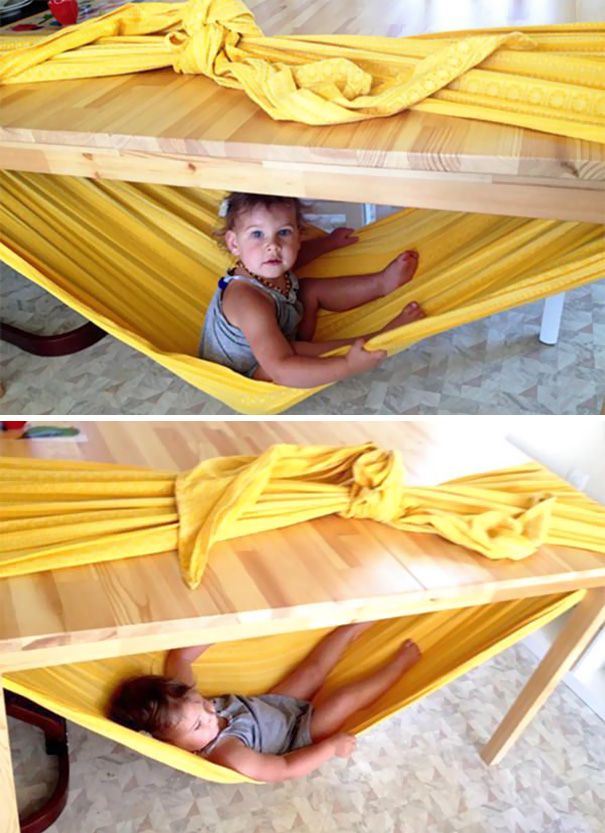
[3,591,585,783]
[2,443,604,589]
[1,171,602,414]
[0,0,603,141]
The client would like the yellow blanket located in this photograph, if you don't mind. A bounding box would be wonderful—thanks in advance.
[0,0,603,142]
[3,591,584,783]
[1,172,602,414]
[2,443,604,588]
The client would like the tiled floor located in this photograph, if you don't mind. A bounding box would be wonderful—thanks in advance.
[11,642,604,833]
[2,263,603,415]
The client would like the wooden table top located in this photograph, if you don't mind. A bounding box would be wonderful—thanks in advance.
[1,0,603,222]
[1,420,604,672]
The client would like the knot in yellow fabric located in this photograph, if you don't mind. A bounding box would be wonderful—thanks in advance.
[3,445,604,591]
[167,0,262,76]
[292,59,372,101]
[342,447,405,523]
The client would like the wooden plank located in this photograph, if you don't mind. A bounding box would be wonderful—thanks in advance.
[1,142,602,221]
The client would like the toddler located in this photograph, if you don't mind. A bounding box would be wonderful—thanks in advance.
[199,193,425,387]
[108,623,421,781]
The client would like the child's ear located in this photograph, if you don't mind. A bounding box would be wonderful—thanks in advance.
[225,230,239,256]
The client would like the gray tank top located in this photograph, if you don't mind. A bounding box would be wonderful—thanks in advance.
[201,693,314,756]
[199,272,304,378]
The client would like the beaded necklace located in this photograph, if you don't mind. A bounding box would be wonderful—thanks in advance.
[229,259,292,299]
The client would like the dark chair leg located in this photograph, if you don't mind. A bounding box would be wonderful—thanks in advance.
[5,692,70,833]
[0,321,106,356]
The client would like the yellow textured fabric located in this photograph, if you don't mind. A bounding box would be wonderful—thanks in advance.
[2,443,604,589]
[3,591,585,783]
[1,171,602,414]
[0,1,603,142]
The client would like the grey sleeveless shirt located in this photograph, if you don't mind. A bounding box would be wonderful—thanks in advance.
[199,272,303,378]
[201,693,314,756]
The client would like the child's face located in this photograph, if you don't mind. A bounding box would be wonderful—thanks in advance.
[166,691,221,753]
[225,203,301,280]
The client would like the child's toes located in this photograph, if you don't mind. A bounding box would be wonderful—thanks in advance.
[402,639,422,657]
[397,640,422,669]
[403,302,425,322]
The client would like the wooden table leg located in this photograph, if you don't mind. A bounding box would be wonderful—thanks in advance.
[0,678,20,833]
[481,587,605,765]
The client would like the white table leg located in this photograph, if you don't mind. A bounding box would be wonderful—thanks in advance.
[362,203,377,225]
[539,292,566,345]
[0,679,20,833]
[481,587,605,765]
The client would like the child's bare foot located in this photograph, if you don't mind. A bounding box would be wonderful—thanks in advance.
[382,301,426,332]
[380,251,419,296]
[395,639,422,672]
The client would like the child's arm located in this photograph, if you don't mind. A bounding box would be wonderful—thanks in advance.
[224,284,384,388]
[207,733,356,782]
[164,644,212,685]
[295,228,359,270]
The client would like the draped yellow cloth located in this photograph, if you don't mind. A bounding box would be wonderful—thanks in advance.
[2,443,604,589]
[3,591,585,783]
[0,0,603,142]
[1,171,602,414]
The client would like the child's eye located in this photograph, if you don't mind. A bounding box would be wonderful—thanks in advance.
[278,229,292,237]
[251,230,263,239]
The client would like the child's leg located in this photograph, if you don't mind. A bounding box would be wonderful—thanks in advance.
[309,639,421,742]
[294,297,425,354]
[298,251,420,340]
[269,623,374,701]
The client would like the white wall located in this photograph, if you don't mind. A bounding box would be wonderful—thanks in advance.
[506,416,605,504]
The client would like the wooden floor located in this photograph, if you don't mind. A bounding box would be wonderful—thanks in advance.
[246,0,605,34]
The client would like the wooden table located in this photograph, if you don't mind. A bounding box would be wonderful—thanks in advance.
[1,420,604,832]
[1,0,603,222]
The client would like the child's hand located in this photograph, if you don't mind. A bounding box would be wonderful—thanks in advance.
[345,338,387,374]
[164,644,213,684]
[332,733,357,758]
[326,227,359,251]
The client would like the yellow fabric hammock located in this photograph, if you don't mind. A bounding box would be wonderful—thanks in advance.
[2,591,585,783]
[2,443,604,588]
[1,170,603,414]
[0,0,603,143]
